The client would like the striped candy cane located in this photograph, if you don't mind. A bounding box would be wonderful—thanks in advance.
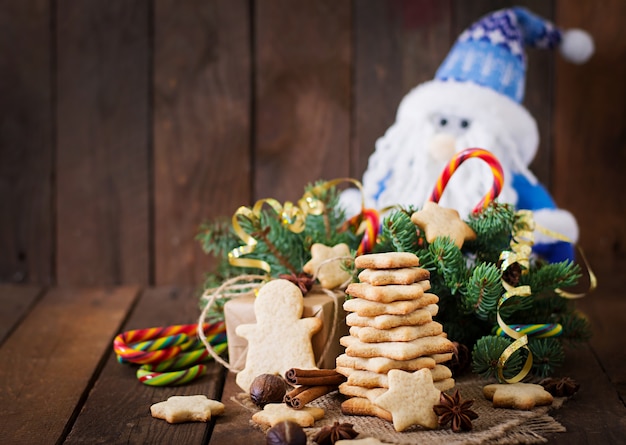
[429,148,504,213]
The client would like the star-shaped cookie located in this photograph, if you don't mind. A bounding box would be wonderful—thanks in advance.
[373,368,441,431]
[483,382,554,410]
[411,201,476,248]
[252,403,325,427]
[303,243,352,289]
[150,395,225,423]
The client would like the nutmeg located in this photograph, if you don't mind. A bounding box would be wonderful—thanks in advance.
[266,420,307,445]
[249,373,289,408]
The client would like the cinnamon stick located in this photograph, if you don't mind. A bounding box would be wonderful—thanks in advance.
[284,385,338,409]
[283,385,309,405]
[285,368,346,386]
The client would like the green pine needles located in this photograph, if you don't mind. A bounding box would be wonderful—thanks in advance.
[377,201,589,378]
[196,181,361,319]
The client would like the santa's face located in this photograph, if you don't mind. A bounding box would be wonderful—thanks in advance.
[363,109,519,218]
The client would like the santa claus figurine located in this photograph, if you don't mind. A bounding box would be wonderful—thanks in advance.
[340,7,593,263]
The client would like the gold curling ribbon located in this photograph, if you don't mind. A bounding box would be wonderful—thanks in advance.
[496,210,597,382]
[534,224,597,299]
[497,335,533,384]
[495,210,535,383]
[228,178,365,274]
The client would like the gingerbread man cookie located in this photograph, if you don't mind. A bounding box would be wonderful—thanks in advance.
[235,279,323,392]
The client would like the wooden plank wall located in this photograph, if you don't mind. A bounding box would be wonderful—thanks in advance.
[1,0,625,290]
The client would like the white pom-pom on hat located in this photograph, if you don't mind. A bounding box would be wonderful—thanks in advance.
[560,29,595,64]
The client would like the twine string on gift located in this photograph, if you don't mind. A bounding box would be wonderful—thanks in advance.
[197,268,348,372]
[198,274,267,372]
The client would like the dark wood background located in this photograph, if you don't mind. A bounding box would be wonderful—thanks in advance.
[1,0,624,291]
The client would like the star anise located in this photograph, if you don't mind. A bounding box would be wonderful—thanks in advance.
[279,272,315,295]
[539,377,580,397]
[313,421,358,445]
[433,389,478,433]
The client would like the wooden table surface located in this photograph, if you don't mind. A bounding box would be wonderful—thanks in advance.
[1,284,625,444]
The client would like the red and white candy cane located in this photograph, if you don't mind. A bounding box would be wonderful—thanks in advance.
[357,208,380,255]
[429,148,504,213]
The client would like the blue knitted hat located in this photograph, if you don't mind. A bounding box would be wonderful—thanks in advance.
[436,7,593,103]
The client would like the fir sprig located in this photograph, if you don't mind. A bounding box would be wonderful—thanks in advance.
[466,202,515,262]
[472,335,526,380]
[520,261,582,294]
[463,263,502,319]
[528,338,565,378]
[377,208,421,253]
[429,237,467,295]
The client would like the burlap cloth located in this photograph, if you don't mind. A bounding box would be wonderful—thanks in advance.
[236,375,567,444]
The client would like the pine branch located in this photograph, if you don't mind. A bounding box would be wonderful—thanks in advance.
[377,208,421,253]
[559,311,593,343]
[429,237,467,295]
[521,261,582,293]
[253,226,298,275]
[529,338,565,378]
[472,335,526,380]
[463,263,502,319]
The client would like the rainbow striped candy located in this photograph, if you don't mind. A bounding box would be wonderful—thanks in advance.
[136,342,228,386]
[113,321,227,386]
[113,322,224,364]
[497,323,563,338]
[429,148,504,213]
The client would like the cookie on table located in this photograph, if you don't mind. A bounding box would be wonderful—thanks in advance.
[150,395,225,424]
[483,382,554,410]
[252,403,325,427]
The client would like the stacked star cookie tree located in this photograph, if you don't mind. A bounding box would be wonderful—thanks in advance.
[337,252,455,430]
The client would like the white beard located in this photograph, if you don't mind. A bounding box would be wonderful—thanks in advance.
[351,117,522,219]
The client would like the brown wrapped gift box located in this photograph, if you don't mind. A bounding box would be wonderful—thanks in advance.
[223,286,348,371]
